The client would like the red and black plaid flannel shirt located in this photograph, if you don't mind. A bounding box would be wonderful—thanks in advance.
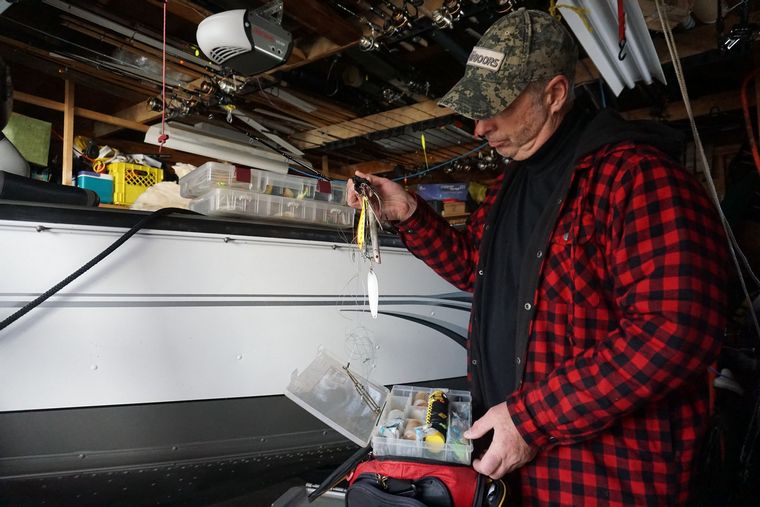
[398,142,728,505]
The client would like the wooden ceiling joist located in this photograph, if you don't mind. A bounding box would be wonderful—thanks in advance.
[144,0,212,25]
[291,99,452,149]
[93,75,214,137]
[92,100,159,138]
[266,38,359,75]
[283,0,361,46]
[14,90,150,132]
[622,89,756,122]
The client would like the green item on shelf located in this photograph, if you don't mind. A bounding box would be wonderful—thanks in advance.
[2,112,51,167]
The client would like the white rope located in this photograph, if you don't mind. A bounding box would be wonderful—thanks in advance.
[654,0,760,339]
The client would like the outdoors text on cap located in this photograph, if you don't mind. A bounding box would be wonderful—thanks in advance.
[467,47,505,72]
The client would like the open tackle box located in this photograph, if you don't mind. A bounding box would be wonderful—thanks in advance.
[284,352,473,465]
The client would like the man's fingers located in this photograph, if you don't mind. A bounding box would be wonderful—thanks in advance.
[346,176,362,208]
[472,452,504,479]
[355,170,383,188]
[463,419,489,440]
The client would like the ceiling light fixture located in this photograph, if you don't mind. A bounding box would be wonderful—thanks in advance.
[144,122,290,173]
[558,0,666,96]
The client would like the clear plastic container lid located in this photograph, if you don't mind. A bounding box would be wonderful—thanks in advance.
[284,352,389,447]
[180,161,346,204]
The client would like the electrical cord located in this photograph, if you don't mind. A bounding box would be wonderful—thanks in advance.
[0,207,196,333]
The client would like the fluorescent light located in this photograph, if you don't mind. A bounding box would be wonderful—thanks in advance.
[0,1,15,15]
[231,109,305,157]
[560,0,666,96]
[144,122,290,173]
[264,87,318,113]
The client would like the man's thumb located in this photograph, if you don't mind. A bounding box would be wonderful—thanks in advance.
[463,419,488,440]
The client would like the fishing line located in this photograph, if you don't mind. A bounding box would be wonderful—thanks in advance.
[392,141,489,181]
[226,120,330,180]
[158,0,169,150]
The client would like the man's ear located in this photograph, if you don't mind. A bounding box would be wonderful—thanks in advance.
[544,75,570,114]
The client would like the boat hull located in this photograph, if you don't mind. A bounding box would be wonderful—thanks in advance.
[0,203,471,504]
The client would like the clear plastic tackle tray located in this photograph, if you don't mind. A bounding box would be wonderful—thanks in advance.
[180,161,347,204]
[189,187,355,228]
[284,352,473,465]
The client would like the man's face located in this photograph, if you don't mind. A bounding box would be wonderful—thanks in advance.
[472,85,550,161]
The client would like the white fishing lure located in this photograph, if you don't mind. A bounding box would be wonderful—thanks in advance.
[367,268,379,319]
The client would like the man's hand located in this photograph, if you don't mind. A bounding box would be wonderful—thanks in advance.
[465,402,537,479]
[346,171,417,222]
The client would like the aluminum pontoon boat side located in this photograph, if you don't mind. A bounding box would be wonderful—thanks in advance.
[0,201,470,505]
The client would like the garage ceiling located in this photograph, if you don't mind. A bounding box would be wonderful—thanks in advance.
[0,0,757,181]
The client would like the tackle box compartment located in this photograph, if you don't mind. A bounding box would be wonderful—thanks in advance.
[189,187,355,228]
[180,161,347,204]
[284,352,473,464]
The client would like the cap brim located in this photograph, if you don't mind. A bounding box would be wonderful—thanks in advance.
[437,76,495,120]
[438,74,522,120]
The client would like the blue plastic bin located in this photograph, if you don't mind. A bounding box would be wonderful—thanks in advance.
[76,171,113,204]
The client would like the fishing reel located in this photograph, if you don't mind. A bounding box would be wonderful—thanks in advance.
[146,94,200,119]
[720,23,759,54]
[495,0,516,14]
[217,76,245,94]
[359,17,381,52]
[718,0,758,54]
[383,6,411,35]
[432,0,462,29]
[381,87,404,104]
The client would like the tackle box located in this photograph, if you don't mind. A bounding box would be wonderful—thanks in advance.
[284,352,473,465]
[190,187,355,228]
[180,161,347,204]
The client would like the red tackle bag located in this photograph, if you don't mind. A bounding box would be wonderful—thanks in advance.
[346,458,490,507]
[309,447,507,507]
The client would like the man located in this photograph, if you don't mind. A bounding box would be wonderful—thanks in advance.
[347,8,728,506]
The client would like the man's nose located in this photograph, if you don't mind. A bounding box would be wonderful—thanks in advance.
[473,120,491,139]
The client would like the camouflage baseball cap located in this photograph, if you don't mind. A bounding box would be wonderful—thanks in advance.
[438,8,577,120]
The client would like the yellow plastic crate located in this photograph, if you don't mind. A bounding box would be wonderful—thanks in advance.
[107,163,163,205]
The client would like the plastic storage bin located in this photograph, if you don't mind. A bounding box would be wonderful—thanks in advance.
[76,171,113,204]
[416,183,468,202]
[190,187,355,228]
[180,161,346,204]
[108,163,163,205]
[284,352,473,464]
